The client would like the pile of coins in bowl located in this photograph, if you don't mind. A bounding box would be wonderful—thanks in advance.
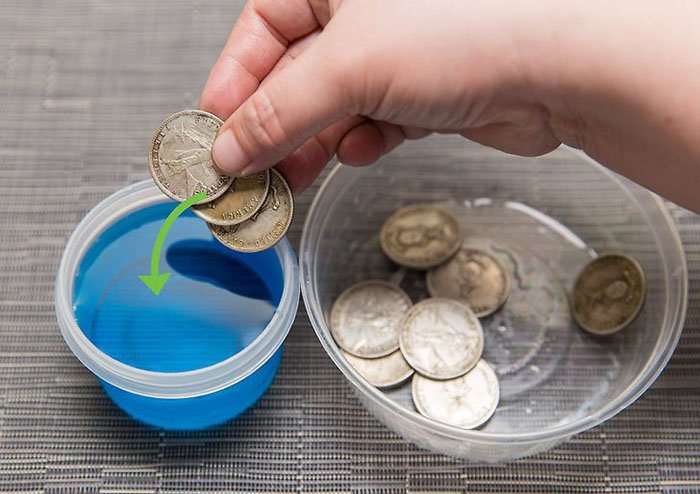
[330,204,646,430]
[148,110,293,253]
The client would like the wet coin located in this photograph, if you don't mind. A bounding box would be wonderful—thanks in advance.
[572,253,646,335]
[209,169,293,253]
[412,359,499,429]
[427,246,510,317]
[192,170,270,225]
[342,350,414,389]
[149,110,233,204]
[380,205,462,269]
[399,298,484,380]
[330,280,412,358]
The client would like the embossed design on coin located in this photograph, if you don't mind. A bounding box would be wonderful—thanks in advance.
[399,298,484,379]
[149,110,233,204]
[331,281,412,358]
[427,246,510,317]
[572,253,646,335]
[208,169,293,253]
[342,350,414,389]
[412,360,499,429]
[192,170,270,225]
[380,205,462,269]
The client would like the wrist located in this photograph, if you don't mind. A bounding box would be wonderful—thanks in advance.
[520,0,700,207]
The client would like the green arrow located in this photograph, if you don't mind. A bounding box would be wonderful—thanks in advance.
[139,191,207,295]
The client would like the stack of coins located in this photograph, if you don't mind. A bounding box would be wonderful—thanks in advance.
[148,110,294,253]
[330,204,647,430]
[330,205,504,429]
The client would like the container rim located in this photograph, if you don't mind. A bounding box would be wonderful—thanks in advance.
[55,180,300,399]
[300,143,687,444]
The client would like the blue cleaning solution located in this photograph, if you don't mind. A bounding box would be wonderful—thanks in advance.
[73,203,285,429]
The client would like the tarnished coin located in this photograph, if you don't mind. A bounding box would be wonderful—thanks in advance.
[192,170,270,225]
[331,281,412,358]
[149,110,233,204]
[412,360,500,429]
[380,205,462,269]
[427,246,510,317]
[572,253,646,335]
[342,350,414,389]
[399,298,484,380]
[208,169,293,253]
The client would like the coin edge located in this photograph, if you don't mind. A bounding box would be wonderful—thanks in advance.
[191,169,271,225]
[341,349,415,389]
[208,168,294,253]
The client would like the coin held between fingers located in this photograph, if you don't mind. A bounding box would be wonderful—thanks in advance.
[192,171,270,226]
[209,168,294,253]
[149,110,232,204]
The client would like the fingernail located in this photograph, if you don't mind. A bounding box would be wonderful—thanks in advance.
[212,129,248,174]
[237,165,258,177]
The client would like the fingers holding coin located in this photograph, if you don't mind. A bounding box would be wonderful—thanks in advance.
[149,110,294,254]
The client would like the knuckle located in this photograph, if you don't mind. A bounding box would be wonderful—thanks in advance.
[241,89,289,152]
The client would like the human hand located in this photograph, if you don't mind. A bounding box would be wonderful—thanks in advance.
[201,0,700,214]
[200,0,566,192]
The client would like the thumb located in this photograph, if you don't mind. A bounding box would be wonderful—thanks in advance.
[211,49,347,176]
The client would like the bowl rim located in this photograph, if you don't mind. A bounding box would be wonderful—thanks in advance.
[300,143,687,444]
[55,179,300,399]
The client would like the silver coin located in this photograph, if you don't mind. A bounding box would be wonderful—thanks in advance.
[330,280,412,358]
[412,359,500,429]
[209,169,293,253]
[149,110,233,204]
[399,298,484,379]
[380,205,462,269]
[427,246,511,317]
[192,170,270,225]
[341,350,414,389]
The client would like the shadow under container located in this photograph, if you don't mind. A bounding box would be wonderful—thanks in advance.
[300,135,687,462]
[55,180,300,430]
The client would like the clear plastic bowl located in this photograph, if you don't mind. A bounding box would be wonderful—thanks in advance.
[300,135,687,462]
[55,180,299,430]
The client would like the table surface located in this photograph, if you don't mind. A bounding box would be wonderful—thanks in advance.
[2,1,700,492]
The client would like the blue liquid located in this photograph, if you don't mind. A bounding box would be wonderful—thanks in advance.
[73,203,286,429]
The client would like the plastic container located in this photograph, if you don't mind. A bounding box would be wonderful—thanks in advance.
[300,135,687,462]
[55,180,299,430]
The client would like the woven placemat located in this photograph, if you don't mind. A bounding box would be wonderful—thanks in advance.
[1,1,699,492]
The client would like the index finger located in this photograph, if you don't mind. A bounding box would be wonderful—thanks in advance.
[200,0,325,120]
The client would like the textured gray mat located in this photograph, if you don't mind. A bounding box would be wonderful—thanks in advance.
[1,1,700,492]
